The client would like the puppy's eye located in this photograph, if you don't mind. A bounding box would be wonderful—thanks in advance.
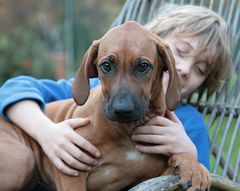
[100,61,113,73]
[136,60,151,73]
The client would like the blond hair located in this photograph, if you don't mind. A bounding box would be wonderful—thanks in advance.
[145,4,232,94]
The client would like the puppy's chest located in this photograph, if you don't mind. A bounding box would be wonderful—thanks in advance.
[86,144,167,191]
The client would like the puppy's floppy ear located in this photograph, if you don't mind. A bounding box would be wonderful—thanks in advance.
[156,38,181,110]
[72,39,100,105]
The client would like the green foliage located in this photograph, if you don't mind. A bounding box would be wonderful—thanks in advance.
[67,0,124,72]
[0,0,123,83]
[0,26,55,85]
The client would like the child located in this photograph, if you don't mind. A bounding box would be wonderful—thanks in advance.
[0,4,231,182]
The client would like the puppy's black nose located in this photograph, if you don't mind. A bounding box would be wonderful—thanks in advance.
[104,88,147,123]
[113,101,134,116]
[112,92,135,117]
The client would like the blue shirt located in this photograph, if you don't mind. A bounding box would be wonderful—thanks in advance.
[0,75,210,169]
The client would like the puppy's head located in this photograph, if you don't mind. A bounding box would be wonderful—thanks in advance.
[72,21,181,123]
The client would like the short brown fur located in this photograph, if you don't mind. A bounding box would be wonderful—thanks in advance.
[0,21,209,191]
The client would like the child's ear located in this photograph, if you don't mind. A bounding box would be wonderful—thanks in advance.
[72,39,100,105]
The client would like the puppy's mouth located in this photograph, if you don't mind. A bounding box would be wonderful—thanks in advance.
[103,94,148,123]
[106,111,138,123]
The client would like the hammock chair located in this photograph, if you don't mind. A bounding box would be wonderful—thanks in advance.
[110,0,240,190]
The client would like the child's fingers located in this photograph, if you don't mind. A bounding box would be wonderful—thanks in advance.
[64,141,99,166]
[61,118,101,158]
[71,132,101,158]
[135,144,171,155]
[132,133,172,146]
[51,155,80,176]
[65,118,91,129]
[165,110,182,124]
[144,115,171,126]
[132,125,166,134]
[58,150,92,173]
[132,134,164,144]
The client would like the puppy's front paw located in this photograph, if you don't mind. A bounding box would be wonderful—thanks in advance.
[168,153,210,191]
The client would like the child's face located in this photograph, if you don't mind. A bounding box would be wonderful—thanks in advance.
[164,36,209,99]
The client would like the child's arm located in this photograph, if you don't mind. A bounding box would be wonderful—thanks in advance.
[7,100,101,176]
[0,75,102,176]
[0,75,101,121]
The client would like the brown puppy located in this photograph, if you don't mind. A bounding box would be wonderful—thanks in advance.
[0,21,209,191]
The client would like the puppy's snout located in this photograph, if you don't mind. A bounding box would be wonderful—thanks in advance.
[113,95,134,116]
[104,88,148,123]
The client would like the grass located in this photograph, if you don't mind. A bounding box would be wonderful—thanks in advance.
[205,114,239,182]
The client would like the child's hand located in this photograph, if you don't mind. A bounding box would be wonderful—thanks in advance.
[131,110,197,157]
[6,100,101,176]
[36,118,101,176]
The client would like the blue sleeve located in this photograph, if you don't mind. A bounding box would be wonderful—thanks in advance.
[175,103,210,169]
[0,75,101,121]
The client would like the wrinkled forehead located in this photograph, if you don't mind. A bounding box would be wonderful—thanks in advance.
[98,22,157,59]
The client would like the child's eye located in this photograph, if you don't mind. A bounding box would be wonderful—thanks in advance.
[197,67,205,75]
[195,63,207,76]
[175,47,184,57]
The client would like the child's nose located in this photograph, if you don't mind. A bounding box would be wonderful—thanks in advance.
[176,62,191,78]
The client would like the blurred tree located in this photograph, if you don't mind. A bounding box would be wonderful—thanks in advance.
[0,27,55,81]
[0,0,123,85]
[0,0,60,84]
[65,0,124,76]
